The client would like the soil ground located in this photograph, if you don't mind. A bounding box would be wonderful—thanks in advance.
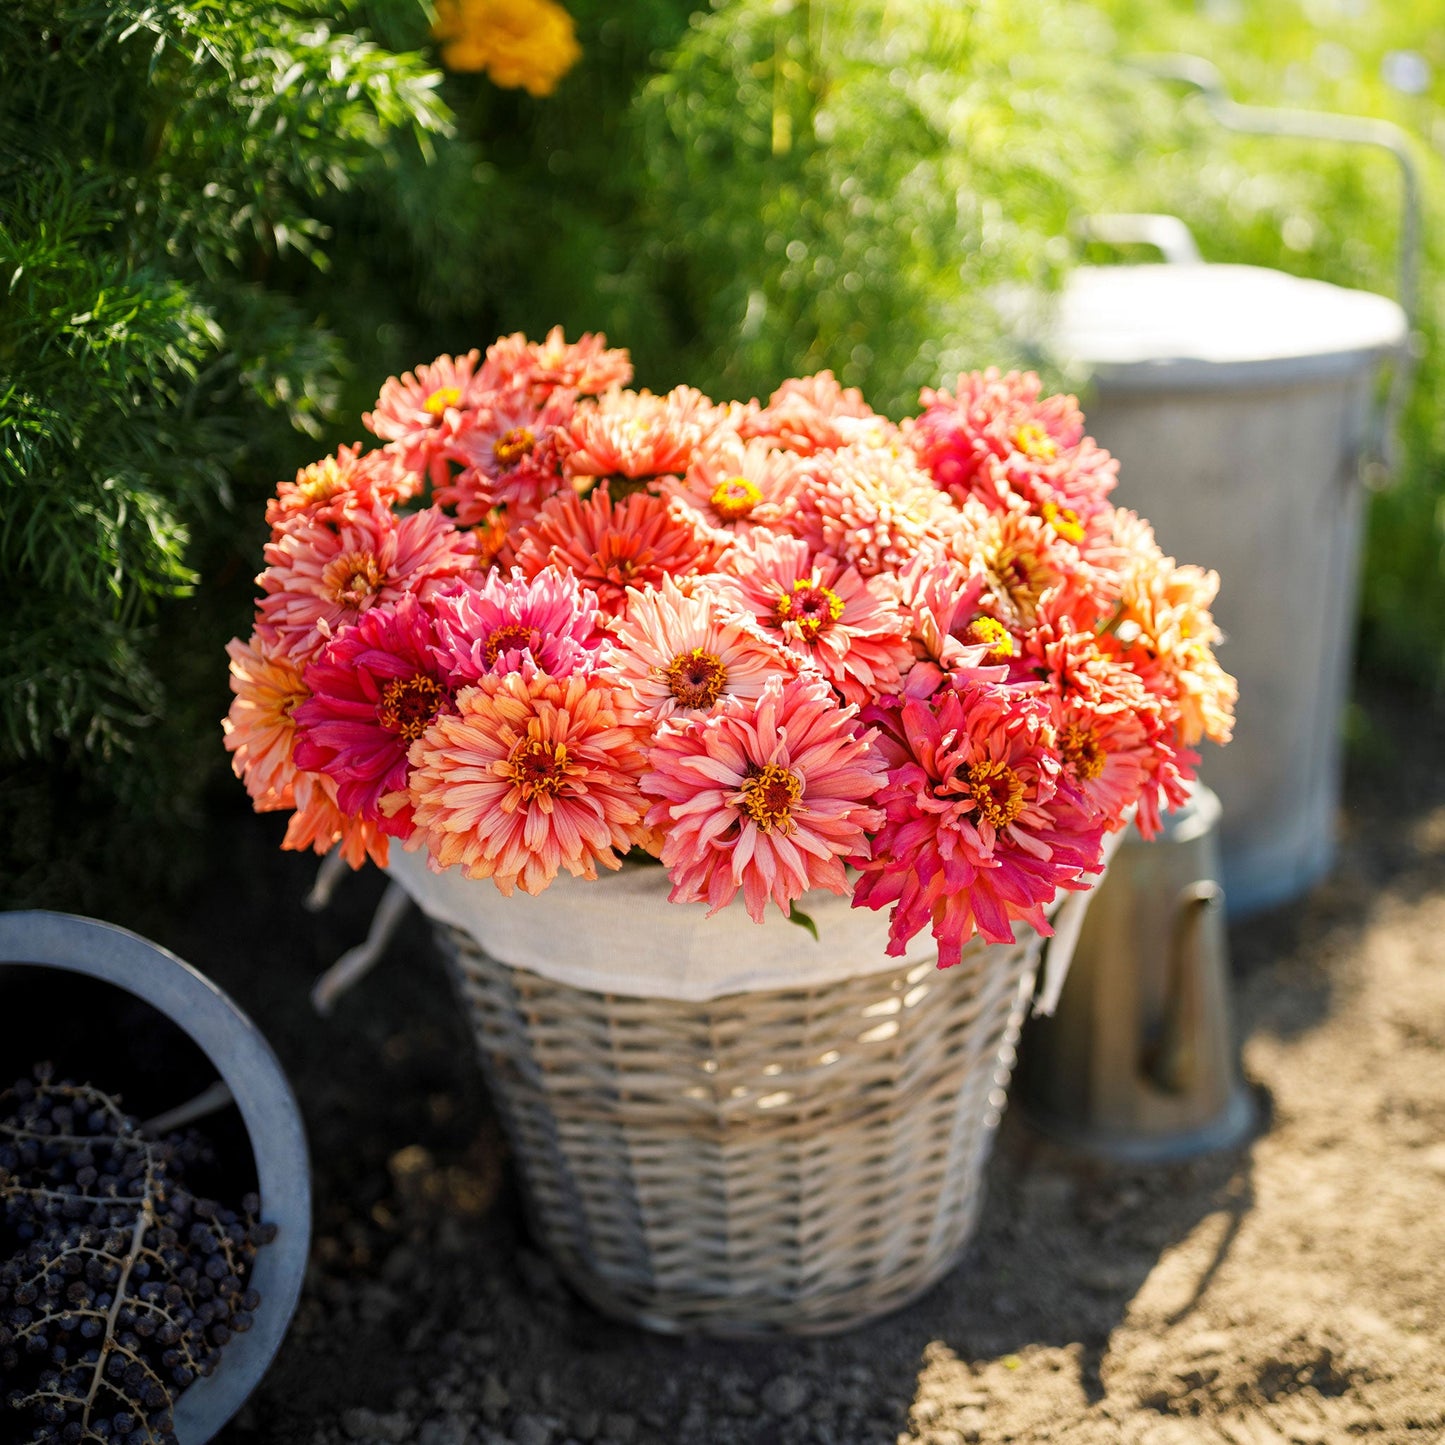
[146,687,1445,1444]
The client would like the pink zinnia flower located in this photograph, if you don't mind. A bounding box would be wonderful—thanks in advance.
[718,532,912,706]
[508,489,718,619]
[563,386,733,484]
[907,369,1119,523]
[292,595,455,836]
[364,351,486,483]
[400,671,652,895]
[781,442,959,577]
[739,371,895,456]
[223,633,309,809]
[641,674,887,922]
[256,499,477,661]
[265,444,422,531]
[481,326,633,404]
[429,567,604,685]
[881,553,1009,700]
[853,680,1106,966]
[435,391,575,528]
[603,575,796,725]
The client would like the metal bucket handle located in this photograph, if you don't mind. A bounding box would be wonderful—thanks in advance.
[1128,52,1422,488]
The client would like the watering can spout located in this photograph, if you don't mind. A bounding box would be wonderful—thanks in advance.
[1017,784,1256,1162]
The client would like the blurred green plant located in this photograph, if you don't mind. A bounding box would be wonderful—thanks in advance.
[0,0,449,908]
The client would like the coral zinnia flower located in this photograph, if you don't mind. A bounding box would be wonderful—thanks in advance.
[429,567,603,685]
[282,771,392,870]
[1107,511,1237,749]
[508,489,718,619]
[265,444,422,531]
[364,351,485,483]
[223,633,309,809]
[641,674,886,922]
[908,369,1119,523]
[658,434,804,540]
[257,499,477,661]
[881,553,1009,700]
[564,386,733,485]
[781,442,960,578]
[604,575,796,725]
[739,371,895,456]
[718,532,912,706]
[432,0,581,96]
[292,595,455,835]
[401,671,651,895]
[853,680,1106,966]
[482,326,633,403]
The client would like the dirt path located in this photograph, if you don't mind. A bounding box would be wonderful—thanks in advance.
[161,687,1444,1445]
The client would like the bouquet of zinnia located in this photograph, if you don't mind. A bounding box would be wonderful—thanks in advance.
[224,330,1236,969]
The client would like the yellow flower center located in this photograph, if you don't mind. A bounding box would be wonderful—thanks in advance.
[324,551,385,608]
[483,622,535,667]
[424,386,463,417]
[493,426,536,470]
[967,759,1026,830]
[376,676,447,741]
[738,763,803,833]
[1041,501,1086,545]
[775,579,845,641]
[297,458,348,503]
[1059,724,1106,782]
[964,615,1014,661]
[1013,423,1058,461]
[662,648,728,709]
[507,737,570,800]
[710,476,763,521]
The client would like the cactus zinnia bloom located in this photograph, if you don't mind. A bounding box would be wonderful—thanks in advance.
[641,674,886,923]
[853,680,1106,966]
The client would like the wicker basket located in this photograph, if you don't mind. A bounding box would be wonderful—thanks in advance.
[433,902,1046,1336]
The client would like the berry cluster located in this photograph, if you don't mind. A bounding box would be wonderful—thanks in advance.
[0,1071,276,1444]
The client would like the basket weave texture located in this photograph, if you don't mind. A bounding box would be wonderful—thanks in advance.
[438,918,1043,1336]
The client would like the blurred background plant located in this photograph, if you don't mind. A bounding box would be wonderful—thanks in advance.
[5,0,1442,912]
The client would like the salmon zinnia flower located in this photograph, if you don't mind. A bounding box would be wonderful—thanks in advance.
[364,351,486,483]
[400,671,651,895]
[641,674,887,922]
[223,633,309,809]
[265,444,421,531]
[739,371,895,456]
[482,325,633,403]
[564,386,733,486]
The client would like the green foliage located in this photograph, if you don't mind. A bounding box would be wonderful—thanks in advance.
[0,0,449,905]
[635,0,1127,415]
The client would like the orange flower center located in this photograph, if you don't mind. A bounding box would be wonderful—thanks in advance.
[323,551,385,608]
[1041,501,1085,545]
[483,622,535,667]
[493,427,536,470]
[775,579,844,641]
[507,737,570,800]
[662,647,728,709]
[739,763,803,833]
[376,676,447,741]
[967,759,1026,830]
[1059,723,1106,782]
[964,615,1014,661]
[710,476,763,521]
[1012,423,1058,461]
[424,386,462,417]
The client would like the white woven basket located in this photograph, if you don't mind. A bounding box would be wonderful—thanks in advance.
[387,851,1097,1335]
